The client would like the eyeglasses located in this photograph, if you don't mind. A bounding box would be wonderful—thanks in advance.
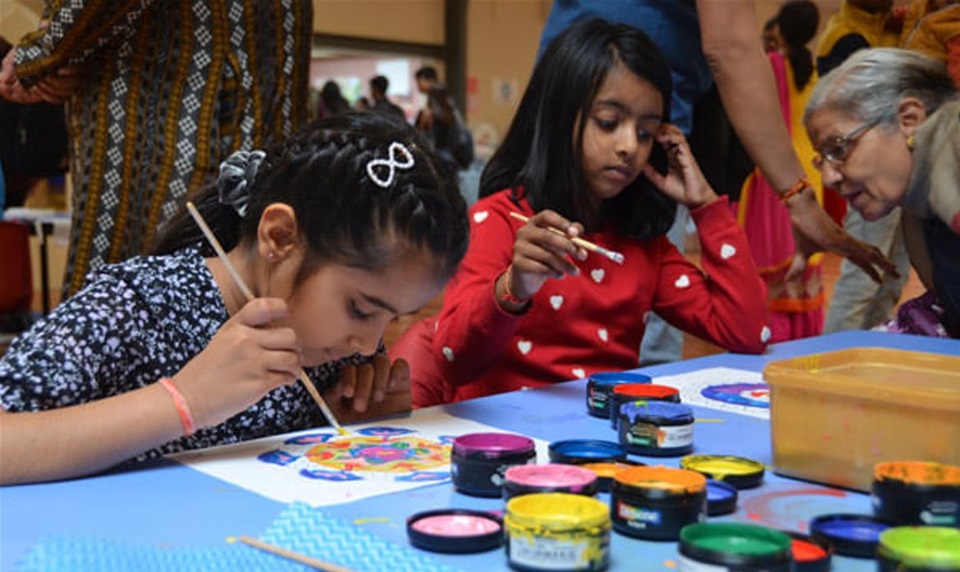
[811,117,883,170]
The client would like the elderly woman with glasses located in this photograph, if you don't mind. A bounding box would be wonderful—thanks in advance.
[804,47,960,337]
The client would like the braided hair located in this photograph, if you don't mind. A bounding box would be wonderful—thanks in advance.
[154,112,469,285]
[777,0,819,92]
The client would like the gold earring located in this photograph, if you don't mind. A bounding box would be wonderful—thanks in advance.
[906,134,915,150]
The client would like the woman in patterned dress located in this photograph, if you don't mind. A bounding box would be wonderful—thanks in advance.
[0,113,469,484]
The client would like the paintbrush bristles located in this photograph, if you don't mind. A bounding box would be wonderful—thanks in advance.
[185,201,348,436]
[508,212,625,265]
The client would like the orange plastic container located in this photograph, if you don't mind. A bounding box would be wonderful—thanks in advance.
[763,347,960,492]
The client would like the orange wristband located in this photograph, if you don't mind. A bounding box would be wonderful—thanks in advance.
[159,378,196,436]
[780,177,809,204]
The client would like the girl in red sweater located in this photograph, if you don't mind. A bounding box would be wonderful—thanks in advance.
[400,19,769,405]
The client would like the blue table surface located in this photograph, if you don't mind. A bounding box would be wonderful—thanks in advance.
[2,331,958,571]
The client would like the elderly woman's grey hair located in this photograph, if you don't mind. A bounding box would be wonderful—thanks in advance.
[804,48,958,129]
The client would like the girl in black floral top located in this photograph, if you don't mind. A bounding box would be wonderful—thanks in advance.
[0,113,468,484]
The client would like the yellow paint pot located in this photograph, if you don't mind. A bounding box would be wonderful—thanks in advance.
[681,454,766,489]
[504,492,610,572]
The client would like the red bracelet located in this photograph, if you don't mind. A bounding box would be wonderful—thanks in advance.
[497,266,531,308]
[159,378,196,436]
[780,177,809,204]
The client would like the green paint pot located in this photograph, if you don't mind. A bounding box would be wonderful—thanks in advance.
[678,523,793,571]
[877,526,960,571]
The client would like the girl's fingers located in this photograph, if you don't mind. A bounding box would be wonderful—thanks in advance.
[350,363,375,412]
[237,298,290,328]
[338,365,357,399]
[387,358,410,392]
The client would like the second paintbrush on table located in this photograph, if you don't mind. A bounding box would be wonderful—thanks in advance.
[509,212,625,265]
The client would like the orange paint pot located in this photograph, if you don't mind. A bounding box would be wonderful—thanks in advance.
[610,466,706,541]
[872,461,960,527]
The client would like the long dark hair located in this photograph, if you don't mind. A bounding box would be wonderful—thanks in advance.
[154,112,469,284]
[777,0,819,92]
[480,18,675,239]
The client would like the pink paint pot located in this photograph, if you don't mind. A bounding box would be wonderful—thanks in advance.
[407,508,504,553]
[503,463,600,501]
[451,432,537,497]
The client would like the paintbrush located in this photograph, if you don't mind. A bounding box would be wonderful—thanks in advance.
[230,536,355,572]
[186,201,348,436]
[509,212,625,265]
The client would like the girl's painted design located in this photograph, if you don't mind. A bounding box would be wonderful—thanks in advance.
[651,368,772,419]
[700,383,770,409]
[305,435,449,472]
[257,427,452,482]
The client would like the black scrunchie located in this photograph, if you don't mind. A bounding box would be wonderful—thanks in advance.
[217,150,266,217]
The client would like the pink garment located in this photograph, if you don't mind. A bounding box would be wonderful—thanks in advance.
[734,52,824,343]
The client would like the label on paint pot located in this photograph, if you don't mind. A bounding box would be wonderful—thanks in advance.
[509,536,589,570]
[677,553,729,571]
[616,500,661,527]
[625,423,693,449]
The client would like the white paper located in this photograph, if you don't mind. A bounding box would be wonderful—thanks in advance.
[170,407,550,507]
[651,367,769,419]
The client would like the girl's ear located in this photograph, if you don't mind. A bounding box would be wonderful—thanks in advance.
[896,96,928,139]
[257,203,300,261]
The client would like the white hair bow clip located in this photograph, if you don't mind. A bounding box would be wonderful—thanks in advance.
[366,142,415,188]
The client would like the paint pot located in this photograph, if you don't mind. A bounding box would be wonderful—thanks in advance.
[609,384,681,429]
[678,523,793,571]
[548,439,627,466]
[581,460,645,493]
[586,372,651,419]
[872,461,960,527]
[451,432,536,497]
[680,455,765,489]
[808,513,895,559]
[503,464,599,501]
[782,531,831,572]
[504,492,611,572]
[705,479,738,517]
[617,401,694,457]
[610,466,707,541]
[877,526,960,571]
[407,508,504,553]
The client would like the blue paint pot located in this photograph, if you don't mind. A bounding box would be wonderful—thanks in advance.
[617,401,694,457]
[809,513,895,559]
[705,479,738,517]
[548,439,627,465]
[586,372,651,419]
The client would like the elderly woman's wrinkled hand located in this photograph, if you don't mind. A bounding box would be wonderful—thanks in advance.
[785,190,900,284]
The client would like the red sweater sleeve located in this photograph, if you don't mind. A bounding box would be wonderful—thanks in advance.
[651,198,769,354]
[948,35,960,90]
[432,197,528,386]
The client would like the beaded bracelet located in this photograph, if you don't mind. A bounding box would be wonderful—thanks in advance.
[780,177,810,204]
[159,378,197,437]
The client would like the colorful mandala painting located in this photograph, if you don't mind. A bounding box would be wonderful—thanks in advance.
[700,383,770,409]
[257,426,454,483]
[652,368,770,419]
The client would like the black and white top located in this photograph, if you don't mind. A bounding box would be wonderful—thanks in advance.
[0,245,365,460]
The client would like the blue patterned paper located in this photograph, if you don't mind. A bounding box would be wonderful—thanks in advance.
[18,502,461,572]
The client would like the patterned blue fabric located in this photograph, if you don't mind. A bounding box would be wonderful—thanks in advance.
[537,0,712,134]
[17,502,460,572]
